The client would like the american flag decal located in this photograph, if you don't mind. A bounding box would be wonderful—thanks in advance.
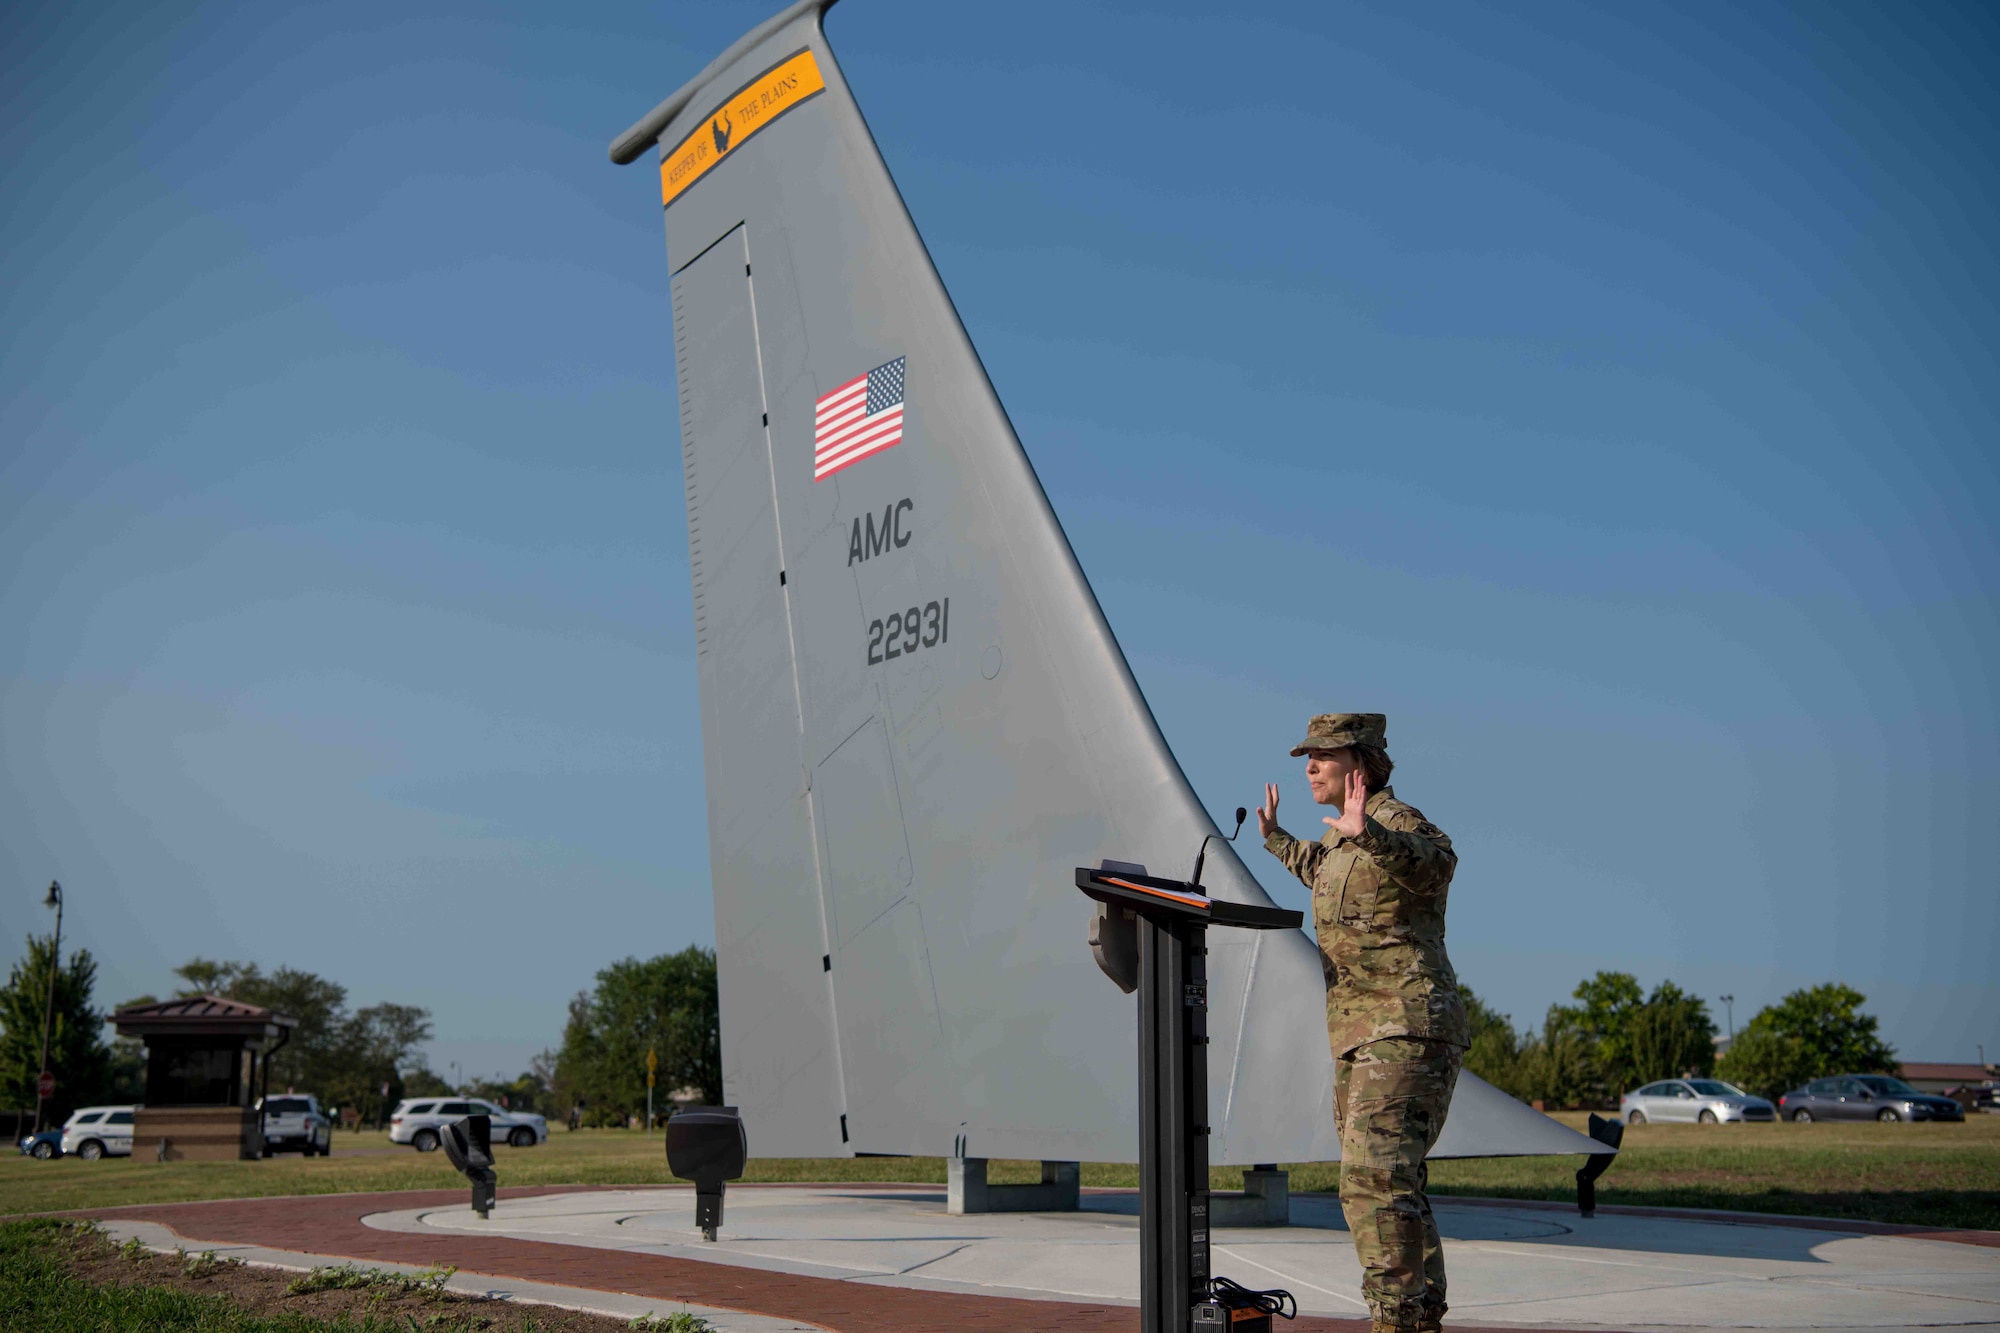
[814,357,905,480]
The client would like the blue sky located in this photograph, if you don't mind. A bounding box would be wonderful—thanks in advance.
[3,0,1994,1084]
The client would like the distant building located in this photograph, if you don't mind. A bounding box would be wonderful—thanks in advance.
[112,994,296,1161]
[1898,1061,1995,1093]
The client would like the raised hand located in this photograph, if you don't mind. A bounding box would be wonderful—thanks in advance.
[1256,782,1280,838]
[1322,767,1369,841]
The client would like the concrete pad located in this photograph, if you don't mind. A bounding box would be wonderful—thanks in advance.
[364,1186,2000,1331]
[96,1216,817,1333]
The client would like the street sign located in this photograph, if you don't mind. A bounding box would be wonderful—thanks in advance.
[36,1072,54,1099]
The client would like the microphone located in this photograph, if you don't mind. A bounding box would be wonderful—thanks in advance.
[1190,807,1248,887]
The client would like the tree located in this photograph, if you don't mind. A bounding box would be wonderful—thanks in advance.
[0,935,113,1123]
[175,958,345,1095]
[551,990,602,1122]
[1712,1025,1814,1101]
[1515,1005,1603,1107]
[173,959,247,995]
[1560,971,1716,1094]
[1460,985,1529,1100]
[1621,981,1717,1085]
[106,995,155,1104]
[464,1067,557,1116]
[1716,984,1895,1099]
[1569,972,1645,1037]
[333,1002,434,1117]
[1451,972,1718,1108]
[401,1066,452,1098]
[172,959,430,1112]
[1760,983,1897,1073]
[1561,971,1642,1095]
[554,947,720,1125]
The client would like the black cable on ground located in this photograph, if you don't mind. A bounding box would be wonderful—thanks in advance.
[1207,1275,1297,1320]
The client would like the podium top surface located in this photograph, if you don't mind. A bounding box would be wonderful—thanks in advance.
[1075,867,1303,930]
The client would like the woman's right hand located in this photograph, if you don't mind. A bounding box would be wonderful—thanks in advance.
[1256,782,1280,838]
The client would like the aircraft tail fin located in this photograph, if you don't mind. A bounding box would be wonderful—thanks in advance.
[611,0,1608,1165]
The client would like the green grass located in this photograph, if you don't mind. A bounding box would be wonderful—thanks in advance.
[0,1218,639,1331]
[283,1262,457,1298]
[0,1217,399,1331]
[628,1317,717,1332]
[1412,1111,2000,1230]
[6,1116,1996,1230]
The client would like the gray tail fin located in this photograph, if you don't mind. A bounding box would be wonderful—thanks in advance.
[611,0,1607,1164]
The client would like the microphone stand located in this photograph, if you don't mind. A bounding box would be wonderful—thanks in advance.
[1189,807,1248,888]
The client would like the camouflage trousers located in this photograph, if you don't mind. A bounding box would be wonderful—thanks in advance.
[1333,1037,1463,1331]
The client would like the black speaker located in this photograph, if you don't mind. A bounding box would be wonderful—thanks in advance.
[665,1106,747,1241]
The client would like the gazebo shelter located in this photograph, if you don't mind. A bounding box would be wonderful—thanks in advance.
[113,995,295,1161]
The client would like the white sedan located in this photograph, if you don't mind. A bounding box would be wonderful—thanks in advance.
[389,1097,547,1151]
[1622,1078,1776,1124]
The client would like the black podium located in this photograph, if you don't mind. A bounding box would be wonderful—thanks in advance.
[1076,864,1304,1333]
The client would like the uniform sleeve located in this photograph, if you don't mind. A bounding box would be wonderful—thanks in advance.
[1263,826,1328,888]
[1352,808,1456,896]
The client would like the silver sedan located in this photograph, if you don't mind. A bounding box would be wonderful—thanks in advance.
[1621,1078,1777,1125]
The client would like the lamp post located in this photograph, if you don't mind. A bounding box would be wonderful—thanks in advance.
[34,881,64,1134]
[647,1048,658,1132]
[1719,994,1735,1040]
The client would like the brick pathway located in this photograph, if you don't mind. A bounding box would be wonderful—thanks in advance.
[83,1186,1990,1331]
[78,1186,1397,1332]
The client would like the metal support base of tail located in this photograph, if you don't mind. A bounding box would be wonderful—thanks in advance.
[1208,1167,1290,1227]
[947,1158,1081,1213]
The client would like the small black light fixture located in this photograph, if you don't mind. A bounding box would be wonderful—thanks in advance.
[440,1115,497,1218]
[1575,1113,1623,1217]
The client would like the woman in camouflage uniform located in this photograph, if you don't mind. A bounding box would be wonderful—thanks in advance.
[1257,713,1468,1333]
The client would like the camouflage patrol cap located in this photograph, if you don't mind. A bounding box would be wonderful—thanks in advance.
[1289,712,1387,757]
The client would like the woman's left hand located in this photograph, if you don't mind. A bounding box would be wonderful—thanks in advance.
[1321,767,1369,841]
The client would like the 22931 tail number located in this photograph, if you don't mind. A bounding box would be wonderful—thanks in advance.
[868,598,948,665]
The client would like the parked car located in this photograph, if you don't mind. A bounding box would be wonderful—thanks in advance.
[388,1097,548,1151]
[61,1106,136,1159]
[17,1129,63,1159]
[1779,1074,1965,1122]
[257,1094,333,1157]
[1621,1078,1775,1125]
[1943,1085,1999,1114]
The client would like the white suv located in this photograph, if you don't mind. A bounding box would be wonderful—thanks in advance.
[257,1094,333,1156]
[62,1106,136,1160]
[389,1097,547,1151]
